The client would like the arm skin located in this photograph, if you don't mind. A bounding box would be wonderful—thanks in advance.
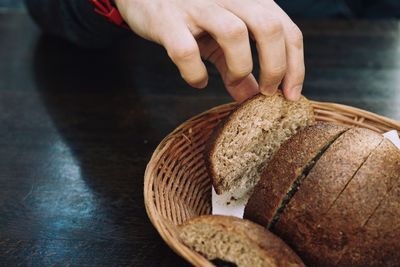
[25,0,306,102]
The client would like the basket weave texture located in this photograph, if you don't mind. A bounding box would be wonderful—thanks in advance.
[144,100,400,267]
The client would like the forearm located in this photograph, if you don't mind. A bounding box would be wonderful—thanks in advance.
[25,0,129,48]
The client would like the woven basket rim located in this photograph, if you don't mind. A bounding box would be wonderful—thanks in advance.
[144,100,400,267]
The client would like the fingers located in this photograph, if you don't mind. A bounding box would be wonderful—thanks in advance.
[117,0,208,89]
[116,0,304,101]
[162,32,208,88]
[271,5,305,101]
[190,4,253,87]
[227,74,259,102]
[222,0,305,100]
[159,18,208,88]
[198,35,259,102]
[221,1,286,96]
[254,21,286,96]
[164,38,208,88]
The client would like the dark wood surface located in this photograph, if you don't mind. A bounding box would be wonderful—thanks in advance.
[1,11,399,266]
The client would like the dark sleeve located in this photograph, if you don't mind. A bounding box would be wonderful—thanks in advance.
[24,0,130,48]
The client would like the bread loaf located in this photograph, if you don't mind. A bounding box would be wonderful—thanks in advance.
[244,122,349,226]
[336,141,400,266]
[179,215,305,267]
[206,91,314,197]
[280,139,400,266]
[244,123,400,266]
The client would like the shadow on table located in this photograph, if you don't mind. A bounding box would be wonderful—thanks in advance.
[32,34,190,266]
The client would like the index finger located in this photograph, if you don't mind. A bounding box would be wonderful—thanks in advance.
[190,4,253,84]
[223,2,287,95]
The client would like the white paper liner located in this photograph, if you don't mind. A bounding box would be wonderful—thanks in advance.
[383,130,400,149]
[212,130,400,218]
[211,187,247,218]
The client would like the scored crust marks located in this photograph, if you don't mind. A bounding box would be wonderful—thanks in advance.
[271,128,385,266]
[244,122,349,227]
[300,139,400,266]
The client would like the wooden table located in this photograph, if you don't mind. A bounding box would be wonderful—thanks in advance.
[1,12,399,266]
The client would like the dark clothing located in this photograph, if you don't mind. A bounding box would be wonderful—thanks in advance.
[25,0,400,48]
[24,0,127,48]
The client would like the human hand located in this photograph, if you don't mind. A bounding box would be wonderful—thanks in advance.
[115,0,304,102]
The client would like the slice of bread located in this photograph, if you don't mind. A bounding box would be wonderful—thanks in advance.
[206,91,314,197]
[179,215,305,267]
[244,122,349,227]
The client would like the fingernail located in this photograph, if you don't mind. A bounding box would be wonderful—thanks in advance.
[261,84,279,96]
[193,79,208,89]
[287,85,302,101]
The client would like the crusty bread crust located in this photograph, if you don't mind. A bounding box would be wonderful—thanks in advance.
[277,139,400,267]
[207,111,400,267]
[272,128,385,266]
[332,139,400,266]
[179,215,305,267]
[337,140,400,266]
[244,122,349,226]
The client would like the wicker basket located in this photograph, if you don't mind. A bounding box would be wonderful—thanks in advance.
[144,100,400,267]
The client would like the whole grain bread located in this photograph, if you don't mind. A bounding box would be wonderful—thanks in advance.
[273,127,383,237]
[206,91,314,197]
[243,125,395,266]
[262,128,387,266]
[244,122,349,227]
[283,139,400,267]
[179,215,305,267]
[337,158,400,267]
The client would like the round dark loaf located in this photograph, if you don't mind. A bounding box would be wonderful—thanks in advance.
[244,122,349,226]
[244,122,400,266]
[336,141,400,266]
